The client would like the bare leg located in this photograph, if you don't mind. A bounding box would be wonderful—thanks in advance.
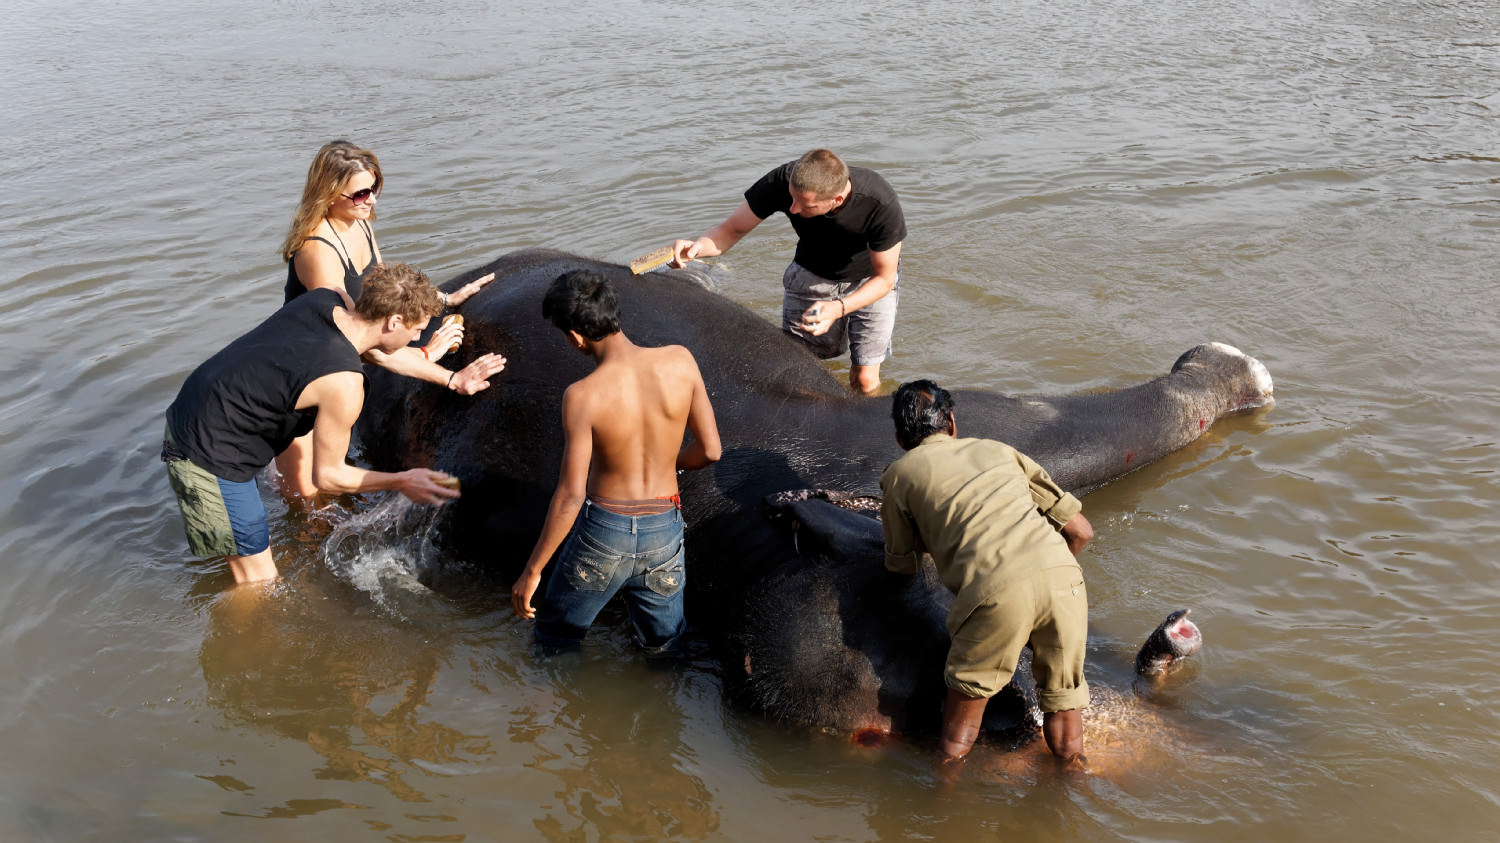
[227,548,278,584]
[273,433,318,499]
[849,363,882,395]
[939,687,990,761]
[1042,708,1083,762]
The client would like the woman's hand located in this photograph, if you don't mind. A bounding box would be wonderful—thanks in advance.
[446,273,495,307]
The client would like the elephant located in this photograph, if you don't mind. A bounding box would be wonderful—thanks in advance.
[744,490,1205,738]
[355,248,1273,737]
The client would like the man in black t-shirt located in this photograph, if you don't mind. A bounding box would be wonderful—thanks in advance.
[162,263,506,585]
[671,149,906,394]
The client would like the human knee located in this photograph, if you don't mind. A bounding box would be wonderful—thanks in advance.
[939,688,990,760]
[273,451,318,499]
[850,367,882,395]
[1042,708,1084,760]
[634,617,686,658]
[228,550,278,584]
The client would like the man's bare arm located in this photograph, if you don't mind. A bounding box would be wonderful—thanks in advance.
[799,242,902,337]
[846,241,901,313]
[303,372,458,504]
[670,201,763,267]
[676,357,722,471]
[512,387,593,619]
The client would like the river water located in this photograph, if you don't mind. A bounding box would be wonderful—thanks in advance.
[2,0,1498,839]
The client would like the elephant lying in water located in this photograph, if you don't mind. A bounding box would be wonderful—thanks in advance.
[354,248,1273,736]
[747,490,1204,738]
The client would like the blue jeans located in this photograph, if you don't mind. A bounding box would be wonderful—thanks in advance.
[537,499,687,656]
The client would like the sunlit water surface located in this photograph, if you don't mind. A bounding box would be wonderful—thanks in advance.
[2,0,1498,840]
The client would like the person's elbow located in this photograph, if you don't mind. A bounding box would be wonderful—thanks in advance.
[675,439,721,472]
[884,550,918,575]
[1061,513,1094,555]
[310,467,340,494]
[310,463,354,495]
[702,439,723,464]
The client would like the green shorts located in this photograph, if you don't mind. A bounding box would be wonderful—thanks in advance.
[945,564,1091,712]
[163,434,270,558]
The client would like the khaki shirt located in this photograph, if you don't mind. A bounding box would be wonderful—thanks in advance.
[880,434,1083,624]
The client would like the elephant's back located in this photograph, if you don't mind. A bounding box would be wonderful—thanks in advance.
[460,248,850,409]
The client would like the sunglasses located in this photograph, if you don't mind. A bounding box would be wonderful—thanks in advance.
[341,186,379,204]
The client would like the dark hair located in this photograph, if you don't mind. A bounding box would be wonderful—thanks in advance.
[542,269,621,341]
[891,380,955,449]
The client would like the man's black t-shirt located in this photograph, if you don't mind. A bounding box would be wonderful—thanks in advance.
[744,162,906,284]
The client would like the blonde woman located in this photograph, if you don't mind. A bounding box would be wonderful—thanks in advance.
[274,141,501,498]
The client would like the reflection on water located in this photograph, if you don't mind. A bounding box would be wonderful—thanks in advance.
[523,656,722,842]
[194,498,725,839]
[200,586,492,807]
[4,0,1500,837]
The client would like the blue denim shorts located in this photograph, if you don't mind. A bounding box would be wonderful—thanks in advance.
[536,499,687,656]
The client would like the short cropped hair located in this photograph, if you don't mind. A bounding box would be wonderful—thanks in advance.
[790,148,850,199]
[891,380,955,450]
[355,262,444,325]
[542,269,621,341]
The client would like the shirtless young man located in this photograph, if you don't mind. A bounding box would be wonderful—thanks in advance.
[163,263,506,585]
[510,269,722,655]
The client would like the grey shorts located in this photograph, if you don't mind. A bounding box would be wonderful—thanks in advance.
[781,262,898,366]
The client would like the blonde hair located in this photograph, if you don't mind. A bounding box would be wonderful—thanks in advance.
[790,149,850,199]
[279,140,383,261]
[355,263,444,324]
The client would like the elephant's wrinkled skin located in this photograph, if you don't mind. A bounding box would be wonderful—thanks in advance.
[356,248,1273,735]
[745,493,1205,737]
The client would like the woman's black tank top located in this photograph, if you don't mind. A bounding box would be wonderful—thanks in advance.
[284,219,376,304]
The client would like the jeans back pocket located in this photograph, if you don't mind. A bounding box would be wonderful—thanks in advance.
[643,543,686,597]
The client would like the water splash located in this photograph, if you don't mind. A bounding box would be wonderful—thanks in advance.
[320,495,449,616]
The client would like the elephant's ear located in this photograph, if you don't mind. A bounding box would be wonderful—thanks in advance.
[762,489,884,564]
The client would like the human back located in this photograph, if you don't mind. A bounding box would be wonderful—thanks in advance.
[575,342,702,503]
[882,435,1080,596]
[510,268,721,645]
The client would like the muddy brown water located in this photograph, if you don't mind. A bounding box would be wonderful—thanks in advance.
[3,0,1498,839]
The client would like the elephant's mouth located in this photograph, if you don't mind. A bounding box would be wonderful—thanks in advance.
[851,723,895,747]
[1167,613,1203,657]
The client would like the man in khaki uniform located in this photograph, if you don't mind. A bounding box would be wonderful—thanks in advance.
[879,380,1095,765]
